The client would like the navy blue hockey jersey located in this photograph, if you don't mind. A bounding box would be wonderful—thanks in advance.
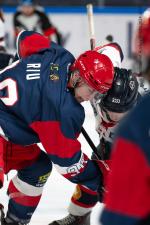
[101,93,150,225]
[0,42,82,146]
[0,31,101,189]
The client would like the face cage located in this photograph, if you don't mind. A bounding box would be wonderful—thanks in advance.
[94,92,107,104]
[97,102,117,124]
[101,106,116,123]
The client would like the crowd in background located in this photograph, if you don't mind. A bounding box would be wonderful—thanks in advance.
[0,0,149,7]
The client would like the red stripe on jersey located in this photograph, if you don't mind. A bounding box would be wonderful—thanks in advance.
[8,181,41,207]
[105,137,150,218]
[78,185,97,195]
[30,121,81,158]
[71,197,96,208]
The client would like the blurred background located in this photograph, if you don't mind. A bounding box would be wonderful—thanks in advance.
[0,0,149,69]
[0,0,150,6]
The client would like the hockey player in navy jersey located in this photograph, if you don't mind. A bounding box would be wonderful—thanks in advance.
[0,19,53,225]
[100,8,150,225]
[0,30,116,225]
[49,67,139,225]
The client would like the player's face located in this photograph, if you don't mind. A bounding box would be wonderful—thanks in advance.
[107,111,127,122]
[21,5,34,16]
[74,82,97,103]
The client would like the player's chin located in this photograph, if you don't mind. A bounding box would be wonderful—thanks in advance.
[76,96,84,103]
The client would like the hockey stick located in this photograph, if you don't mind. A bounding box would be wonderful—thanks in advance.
[86,3,96,50]
[81,126,99,158]
[81,4,101,160]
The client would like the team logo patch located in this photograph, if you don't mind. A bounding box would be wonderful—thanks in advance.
[49,63,59,81]
[129,80,135,90]
[36,172,51,187]
[49,74,59,81]
[94,59,100,64]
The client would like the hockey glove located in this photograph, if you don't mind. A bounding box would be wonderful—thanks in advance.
[93,159,111,202]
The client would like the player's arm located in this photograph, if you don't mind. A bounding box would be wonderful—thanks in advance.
[30,120,110,192]
[95,42,124,68]
[101,137,150,225]
[13,12,26,37]
[37,10,62,45]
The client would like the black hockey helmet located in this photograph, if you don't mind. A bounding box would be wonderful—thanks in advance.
[100,67,139,113]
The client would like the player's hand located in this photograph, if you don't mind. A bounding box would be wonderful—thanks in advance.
[96,160,111,186]
[0,168,4,188]
[93,160,111,202]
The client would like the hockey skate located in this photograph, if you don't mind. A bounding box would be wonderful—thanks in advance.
[48,212,91,225]
[1,220,27,225]
[0,207,27,225]
[1,222,26,225]
[0,204,5,225]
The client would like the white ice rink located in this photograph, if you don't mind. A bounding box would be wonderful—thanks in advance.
[1,102,103,225]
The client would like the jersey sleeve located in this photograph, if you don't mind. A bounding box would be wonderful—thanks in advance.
[36,11,56,36]
[95,42,124,68]
[101,137,150,225]
[16,30,50,59]
[30,120,101,191]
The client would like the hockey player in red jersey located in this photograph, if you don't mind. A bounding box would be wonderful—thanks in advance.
[49,67,139,225]
[0,30,115,225]
[100,8,150,225]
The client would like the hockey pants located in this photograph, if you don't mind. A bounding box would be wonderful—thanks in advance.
[3,140,52,224]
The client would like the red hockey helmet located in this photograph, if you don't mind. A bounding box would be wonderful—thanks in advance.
[71,50,114,94]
